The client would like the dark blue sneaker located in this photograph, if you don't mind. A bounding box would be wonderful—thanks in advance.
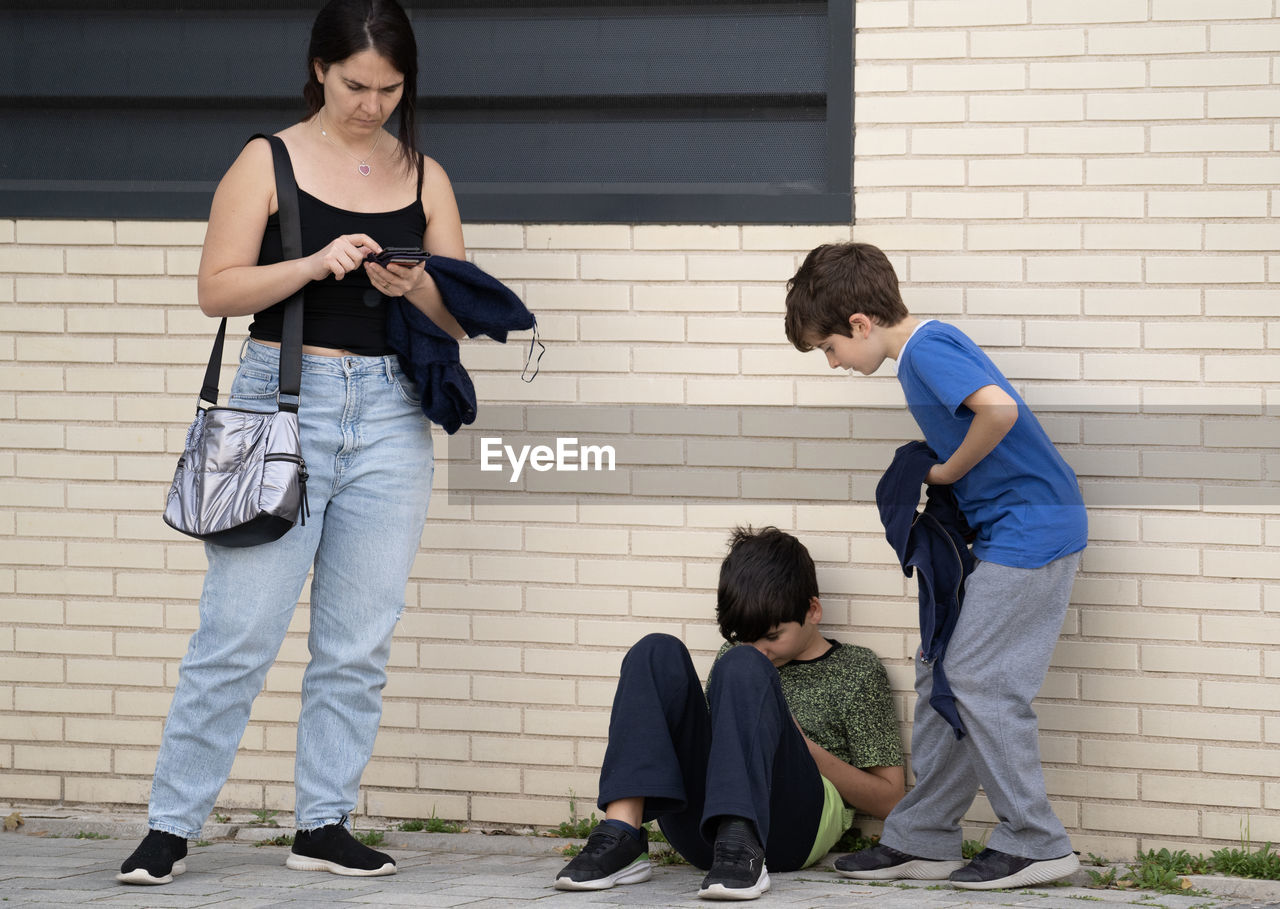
[950,848,1079,889]
[834,842,964,880]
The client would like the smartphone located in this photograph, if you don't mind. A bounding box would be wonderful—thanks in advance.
[367,247,431,266]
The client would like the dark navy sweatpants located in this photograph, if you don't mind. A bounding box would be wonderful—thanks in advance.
[597,633,825,872]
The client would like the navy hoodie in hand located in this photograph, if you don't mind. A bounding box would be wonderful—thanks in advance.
[875,440,976,739]
[384,255,536,435]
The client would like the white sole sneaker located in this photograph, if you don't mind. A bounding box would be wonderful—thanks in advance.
[115,859,187,885]
[951,852,1080,890]
[838,858,965,880]
[554,856,653,890]
[285,854,396,876]
[698,865,771,900]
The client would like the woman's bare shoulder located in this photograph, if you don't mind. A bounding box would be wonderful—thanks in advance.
[210,134,279,220]
[420,153,454,189]
[417,151,464,256]
[418,153,458,211]
[225,135,277,185]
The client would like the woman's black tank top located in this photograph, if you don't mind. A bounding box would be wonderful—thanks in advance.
[250,165,427,356]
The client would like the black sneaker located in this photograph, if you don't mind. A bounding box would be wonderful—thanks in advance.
[116,829,188,885]
[554,822,652,890]
[286,823,396,877]
[950,848,1079,890]
[697,817,770,901]
[834,842,964,880]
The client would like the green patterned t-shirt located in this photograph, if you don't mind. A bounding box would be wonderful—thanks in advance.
[709,638,903,865]
[711,639,903,771]
[710,638,903,865]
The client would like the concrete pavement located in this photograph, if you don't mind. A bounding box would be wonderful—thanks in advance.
[2,813,1279,908]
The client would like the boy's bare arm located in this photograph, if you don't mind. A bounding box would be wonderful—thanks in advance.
[925,383,1018,486]
[803,735,904,820]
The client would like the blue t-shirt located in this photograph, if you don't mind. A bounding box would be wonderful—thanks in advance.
[896,321,1087,568]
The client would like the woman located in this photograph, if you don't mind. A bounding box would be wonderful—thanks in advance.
[118,0,461,885]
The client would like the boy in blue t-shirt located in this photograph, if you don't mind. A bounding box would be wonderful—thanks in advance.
[783,243,1088,891]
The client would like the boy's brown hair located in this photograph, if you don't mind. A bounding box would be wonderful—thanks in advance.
[784,242,909,351]
[716,525,818,644]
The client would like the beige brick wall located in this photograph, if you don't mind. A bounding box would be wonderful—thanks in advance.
[2,1,1278,856]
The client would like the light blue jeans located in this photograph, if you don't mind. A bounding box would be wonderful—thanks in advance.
[148,340,434,838]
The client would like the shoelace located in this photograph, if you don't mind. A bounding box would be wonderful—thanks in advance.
[712,826,762,866]
[580,828,623,858]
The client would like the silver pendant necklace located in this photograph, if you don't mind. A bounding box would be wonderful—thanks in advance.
[317,112,383,177]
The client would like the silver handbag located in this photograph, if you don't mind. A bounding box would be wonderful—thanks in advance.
[163,134,309,547]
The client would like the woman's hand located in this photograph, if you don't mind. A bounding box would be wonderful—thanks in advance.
[310,233,381,281]
[365,259,426,298]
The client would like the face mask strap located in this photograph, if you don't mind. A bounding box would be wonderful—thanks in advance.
[521,319,545,383]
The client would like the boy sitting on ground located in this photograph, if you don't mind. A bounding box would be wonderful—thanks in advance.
[784,242,1088,890]
[554,526,904,901]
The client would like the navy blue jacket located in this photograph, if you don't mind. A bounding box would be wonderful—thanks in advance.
[384,256,536,434]
[875,441,975,739]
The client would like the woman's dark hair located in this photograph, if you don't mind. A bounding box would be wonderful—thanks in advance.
[716,526,819,644]
[303,0,422,184]
[784,242,909,351]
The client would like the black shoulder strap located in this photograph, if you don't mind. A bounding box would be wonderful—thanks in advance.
[265,134,305,411]
[199,133,305,412]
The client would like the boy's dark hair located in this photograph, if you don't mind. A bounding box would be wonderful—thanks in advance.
[716,526,819,643]
[784,242,909,351]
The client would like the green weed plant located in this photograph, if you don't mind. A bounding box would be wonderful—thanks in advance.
[1209,841,1279,879]
[652,847,688,866]
[1086,839,1280,895]
[426,812,464,833]
[253,834,294,847]
[399,806,464,833]
[551,792,598,839]
[832,830,879,853]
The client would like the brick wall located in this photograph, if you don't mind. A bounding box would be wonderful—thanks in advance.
[849,1,1280,856]
[2,1,1278,857]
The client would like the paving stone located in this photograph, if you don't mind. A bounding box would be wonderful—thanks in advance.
[1,834,1277,907]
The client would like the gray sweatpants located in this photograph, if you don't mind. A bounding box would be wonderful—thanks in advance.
[882,550,1082,861]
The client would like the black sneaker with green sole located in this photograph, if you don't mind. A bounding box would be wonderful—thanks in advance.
[554,822,652,890]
